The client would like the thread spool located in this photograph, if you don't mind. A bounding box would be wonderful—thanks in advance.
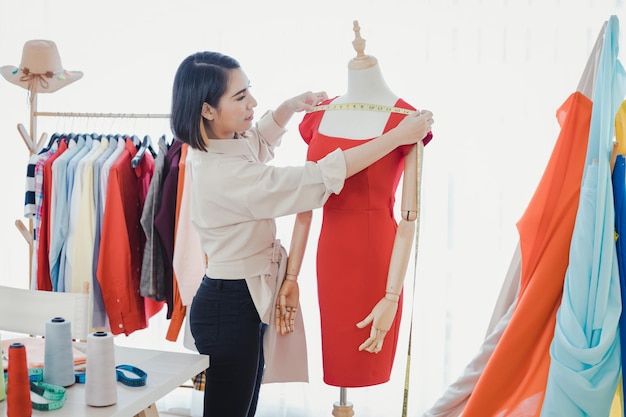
[85,331,117,407]
[0,333,5,402]
[7,342,32,417]
[44,317,75,387]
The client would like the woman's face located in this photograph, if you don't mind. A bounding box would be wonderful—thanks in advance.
[204,68,257,139]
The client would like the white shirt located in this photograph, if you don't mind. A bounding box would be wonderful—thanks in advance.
[190,110,346,285]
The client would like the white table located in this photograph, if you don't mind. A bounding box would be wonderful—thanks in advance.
[1,344,209,417]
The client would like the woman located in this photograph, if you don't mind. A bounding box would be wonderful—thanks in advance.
[170,50,433,417]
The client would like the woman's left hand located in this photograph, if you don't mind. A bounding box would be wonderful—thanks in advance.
[275,279,300,335]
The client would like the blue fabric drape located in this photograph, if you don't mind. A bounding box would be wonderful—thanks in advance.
[541,15,626,417]
[613,154,626,410]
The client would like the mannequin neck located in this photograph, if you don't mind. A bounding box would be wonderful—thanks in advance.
[318,61,400,140]
[341,63,398,104]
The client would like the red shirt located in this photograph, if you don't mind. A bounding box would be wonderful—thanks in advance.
[36,140,68,291]
[96,139,154,335]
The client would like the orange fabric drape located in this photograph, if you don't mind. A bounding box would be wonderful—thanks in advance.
[462,91,592,416]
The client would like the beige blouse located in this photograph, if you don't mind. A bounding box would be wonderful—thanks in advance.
[189,110,347,383]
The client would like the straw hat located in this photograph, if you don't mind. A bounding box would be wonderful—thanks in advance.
[0,39,83,94]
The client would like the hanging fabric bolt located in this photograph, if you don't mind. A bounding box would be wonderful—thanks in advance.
[7,342,32,417]
[44,317,75,387]
[85,331,117,407]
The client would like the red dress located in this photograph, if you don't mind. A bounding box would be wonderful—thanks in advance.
[299,98,431,387]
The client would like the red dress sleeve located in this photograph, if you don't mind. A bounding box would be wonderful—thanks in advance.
[394,99,433,153]
[299,98,336,144]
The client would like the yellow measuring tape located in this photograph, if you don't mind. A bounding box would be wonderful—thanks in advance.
[309,102,415,115]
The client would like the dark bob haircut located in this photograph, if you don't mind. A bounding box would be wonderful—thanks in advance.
[170,51,240,151]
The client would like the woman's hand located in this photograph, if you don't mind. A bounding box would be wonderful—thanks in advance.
[288,91,329,112]
[275,278,300,335]
[390,109,434,146]
[355,295,399,353]
[273,91,328,127]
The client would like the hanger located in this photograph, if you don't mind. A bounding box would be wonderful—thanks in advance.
[131,135,154,168]
[42,132,61,152]
[65,132,76,144]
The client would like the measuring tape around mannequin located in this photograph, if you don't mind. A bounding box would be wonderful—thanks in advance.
[309,102,432,147]
[309,102,415,115]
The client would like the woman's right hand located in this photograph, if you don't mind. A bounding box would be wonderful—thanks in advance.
[341,108,434,179]
[391,109,434,146]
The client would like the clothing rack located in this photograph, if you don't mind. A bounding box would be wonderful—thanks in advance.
[16,91,170,285]
[5,65,188,417]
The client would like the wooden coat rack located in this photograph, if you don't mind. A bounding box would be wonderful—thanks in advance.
[14,90,170,285]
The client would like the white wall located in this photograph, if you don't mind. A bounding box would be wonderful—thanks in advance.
[0,0,624,415]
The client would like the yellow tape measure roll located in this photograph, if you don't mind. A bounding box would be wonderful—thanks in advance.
[309,102,415,115]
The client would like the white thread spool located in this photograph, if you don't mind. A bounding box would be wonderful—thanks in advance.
[43,317,75,387]
[85,331,117,407]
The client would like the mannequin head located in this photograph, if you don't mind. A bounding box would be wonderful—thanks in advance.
[348,20,378,70]
[318,21,398,139]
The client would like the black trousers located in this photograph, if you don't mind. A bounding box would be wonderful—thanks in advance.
[190,277,266,417]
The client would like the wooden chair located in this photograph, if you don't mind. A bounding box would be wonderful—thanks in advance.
[0,285,90,340]
[0,285,167,417]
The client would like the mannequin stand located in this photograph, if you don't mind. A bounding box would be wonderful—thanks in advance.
[332,403,355,417]
[332,387,355,417]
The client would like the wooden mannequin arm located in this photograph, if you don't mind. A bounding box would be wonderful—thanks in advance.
[384,220,416,299]
[275,210,312,335]
[357,144,420,353]
[386,144,419,297]
[400,144,418,220]
[285,210,313,280]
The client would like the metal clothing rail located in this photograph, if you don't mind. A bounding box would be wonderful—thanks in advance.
[34,111,170,118]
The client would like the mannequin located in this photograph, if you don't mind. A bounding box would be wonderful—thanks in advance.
[283,21,432,416]
[317,29,399,140]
